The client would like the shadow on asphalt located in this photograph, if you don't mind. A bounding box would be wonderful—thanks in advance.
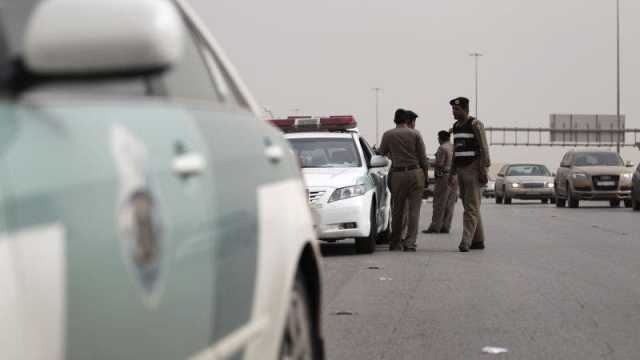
[320,242,461,257]
[320,242,357,257]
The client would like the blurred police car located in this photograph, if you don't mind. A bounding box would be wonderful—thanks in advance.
[271,116,391,254]
[0,0,324,359]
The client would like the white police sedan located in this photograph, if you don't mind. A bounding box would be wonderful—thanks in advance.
[0,0,324,359]
[271,117,391,254]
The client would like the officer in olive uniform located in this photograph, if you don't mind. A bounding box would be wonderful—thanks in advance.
[379,109,428,252]
[423,130,457,234]
[448,97,491,252]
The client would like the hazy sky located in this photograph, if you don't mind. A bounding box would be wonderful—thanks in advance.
[193,0,640,169]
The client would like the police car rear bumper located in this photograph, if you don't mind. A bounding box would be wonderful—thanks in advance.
[310,193,372,240]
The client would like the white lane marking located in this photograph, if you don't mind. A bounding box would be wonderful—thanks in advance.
[0,223,66,360]
[482,346,509,354]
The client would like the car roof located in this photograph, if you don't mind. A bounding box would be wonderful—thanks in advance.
[285,132,355,140]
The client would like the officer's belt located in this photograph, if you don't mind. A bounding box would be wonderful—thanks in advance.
[391,165,420,172]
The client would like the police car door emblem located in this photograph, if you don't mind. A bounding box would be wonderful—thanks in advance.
[111,124,166,308]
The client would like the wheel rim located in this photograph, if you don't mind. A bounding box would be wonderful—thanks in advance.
[281,285,313,360]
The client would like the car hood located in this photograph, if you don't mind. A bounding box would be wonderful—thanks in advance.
[301,167,365,188]
[505,176,553,183]
[572,166,630,175]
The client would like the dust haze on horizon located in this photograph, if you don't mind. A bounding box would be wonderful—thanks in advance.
[193,0,640,169]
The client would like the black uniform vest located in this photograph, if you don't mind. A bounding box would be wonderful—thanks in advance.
[452,118,480,167]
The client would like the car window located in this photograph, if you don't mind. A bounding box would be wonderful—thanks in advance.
[573,153,623,166]
[1,1,40,56]
[359,137,373,165]
[507,165,551,176]
[162,31,220,103]
[288,138,362,168]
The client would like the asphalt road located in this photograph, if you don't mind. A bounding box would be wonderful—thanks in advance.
[320,199,639,360]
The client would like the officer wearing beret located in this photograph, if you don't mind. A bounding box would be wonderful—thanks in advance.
[379,109,428,252]
[448,97,491,252]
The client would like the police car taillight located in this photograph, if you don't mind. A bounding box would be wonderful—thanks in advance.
[269,115,357,132]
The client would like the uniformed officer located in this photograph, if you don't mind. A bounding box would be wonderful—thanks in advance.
[423,130,457,234]
[448,97,491,252]
[379,109,428,252]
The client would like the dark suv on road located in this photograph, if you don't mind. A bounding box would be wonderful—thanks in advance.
[554,150,634,208]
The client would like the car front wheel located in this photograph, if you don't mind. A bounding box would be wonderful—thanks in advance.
[568,183,579,208]
[633,195,640,211]
[355,203,377,254]
[556,197,566,207]
[280,273,322,360]
[610,199,621,208]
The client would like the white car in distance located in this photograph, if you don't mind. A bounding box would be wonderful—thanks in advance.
[272,116,391,254]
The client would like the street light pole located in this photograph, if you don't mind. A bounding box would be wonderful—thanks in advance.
[372,87,383,145]
[469,53,483,119]
[616,0,621,154]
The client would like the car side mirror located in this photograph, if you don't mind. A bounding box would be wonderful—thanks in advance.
[24,0,185,76]
[625,161,634,168]
[497,173,504,178]
[370,155,389,168]
[560,163,570,168]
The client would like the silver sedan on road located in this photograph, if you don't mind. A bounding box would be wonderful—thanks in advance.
[495,164,555,204]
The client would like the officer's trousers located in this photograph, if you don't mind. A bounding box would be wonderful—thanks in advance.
[390,169,424,249]
[456,160,485,247]
[429,176,458,232]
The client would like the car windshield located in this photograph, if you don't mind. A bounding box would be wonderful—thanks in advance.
[574,153,623,166]
[288,138,361,168]
[507,165,550,177]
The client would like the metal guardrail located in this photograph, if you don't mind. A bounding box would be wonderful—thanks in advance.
[486,127,640,148]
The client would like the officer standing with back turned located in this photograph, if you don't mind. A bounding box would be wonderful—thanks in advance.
[423,130,457,234]
[448,97,491,252]
[379,110,428,252]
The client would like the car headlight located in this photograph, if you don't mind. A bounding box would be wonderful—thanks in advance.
[572,172,588,180]
[328,184,367,203]
[510,183,520,188]
[621,173,632,180]
[546,182,554,188]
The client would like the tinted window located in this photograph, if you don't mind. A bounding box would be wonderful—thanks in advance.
[573,152,623,166]
[288,138,362,168]
[359,137,373,165]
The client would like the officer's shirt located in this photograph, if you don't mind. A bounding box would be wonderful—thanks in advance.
[378,127,428,170]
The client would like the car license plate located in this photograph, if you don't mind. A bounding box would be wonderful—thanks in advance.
[597,181,615,186]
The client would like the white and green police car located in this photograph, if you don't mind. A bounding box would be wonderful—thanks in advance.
[0,0,324,359]
[271,117,391,254]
